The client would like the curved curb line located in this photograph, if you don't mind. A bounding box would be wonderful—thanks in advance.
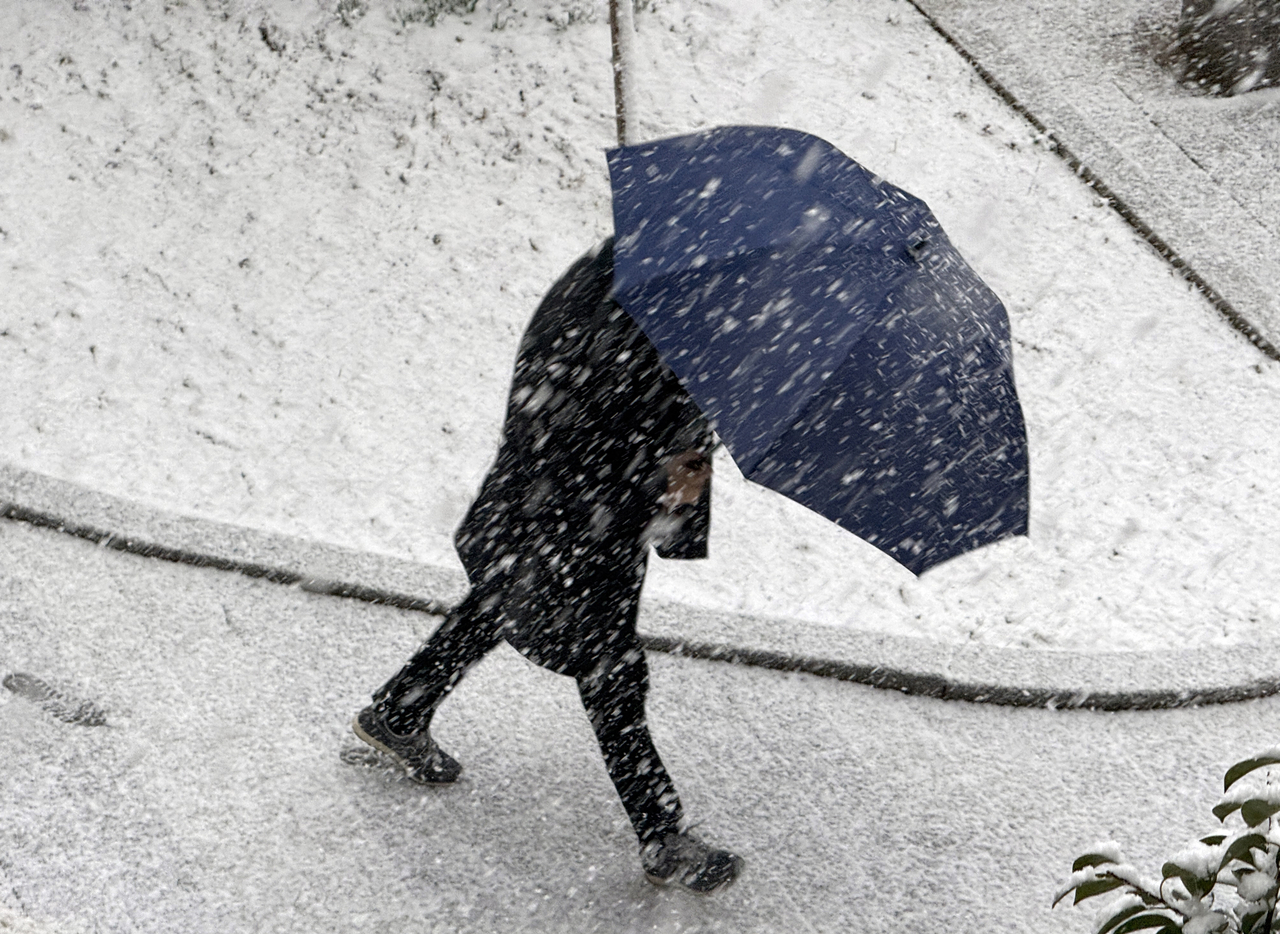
[0,502,452,617]
[905,0,1280,363]
[5,500,1277,712]
[640,635,1280,711]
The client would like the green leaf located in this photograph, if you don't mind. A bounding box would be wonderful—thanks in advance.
[1221,833,1269,871]
[1163,861,1215,900]
[1240,798,1280,828]
[1225,755,1280,792]
[1098,904,1149,934]
[1242,910,1267,934]
[1075,877,1126,904]
[1200,835,1226,846]
[1113,913,1180,934]
[1214,800,1244,822]
[1074,852,1121,872]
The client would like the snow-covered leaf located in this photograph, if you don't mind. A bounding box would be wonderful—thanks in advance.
[1056,868,1102,907]
[1075,845,1126,873]
[1112,911,1181,934]
[1239,910,1269,931]
[1076,877,1128,905]
[1236,869,1278,902]
[1242,909,1268,934]
[1241,799,1280,828]
[1096,902,1149,934]
[1215,800,1245,823]
[1163,860,1215,900]
[1220,833,1268,872]
[1225,752,1280,792]
[1182,911,1229,934]
[1167,841,1221,878]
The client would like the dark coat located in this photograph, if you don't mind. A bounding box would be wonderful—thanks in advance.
[454,239,713,677]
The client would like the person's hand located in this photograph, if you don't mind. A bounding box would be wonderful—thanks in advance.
[660,450,712,511]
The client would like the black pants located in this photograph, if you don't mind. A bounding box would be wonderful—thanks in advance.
[374,587,684,845]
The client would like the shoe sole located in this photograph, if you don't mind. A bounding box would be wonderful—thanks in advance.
[351,715,400,760]
[350,716,460,784]
[643,866,742,895]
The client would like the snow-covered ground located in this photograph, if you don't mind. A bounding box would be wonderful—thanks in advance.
[3,0,1278,652]
[3,515,1273,934]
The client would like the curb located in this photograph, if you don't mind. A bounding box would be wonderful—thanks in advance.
[0,501,452,618]
[642,635,1280,711]
[4,492,1278,712]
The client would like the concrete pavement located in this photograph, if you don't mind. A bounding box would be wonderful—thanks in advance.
[5,1,1280,929]
[2,483,1279,934]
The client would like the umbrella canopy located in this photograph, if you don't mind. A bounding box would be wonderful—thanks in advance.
[606,125,1029,575]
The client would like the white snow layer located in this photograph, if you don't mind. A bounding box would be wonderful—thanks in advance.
[2,0,1278,652]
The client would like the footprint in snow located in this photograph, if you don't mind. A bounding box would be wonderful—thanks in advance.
[3,672,108,727]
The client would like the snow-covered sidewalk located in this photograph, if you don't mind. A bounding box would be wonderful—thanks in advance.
[2,515,1272,933]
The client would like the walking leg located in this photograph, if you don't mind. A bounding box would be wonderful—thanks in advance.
[373,588,505,734]
[578,645,744,893]
[577,649,684,845]
[352,589,504,783]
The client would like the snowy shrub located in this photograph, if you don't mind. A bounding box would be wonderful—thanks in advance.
[543,0,599,31]
[1176,0,1280,95]
[1057,752,1280,934]
[381,0,602,31]
[336,0,368,27]
[394,0,480,27]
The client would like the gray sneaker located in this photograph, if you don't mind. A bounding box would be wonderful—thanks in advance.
[352,704,462,784]
[641,831,744,894]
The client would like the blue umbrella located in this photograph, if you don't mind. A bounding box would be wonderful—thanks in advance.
[606,125,1029,575]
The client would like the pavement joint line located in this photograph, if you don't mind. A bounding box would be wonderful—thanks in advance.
[5,499,1278,713]
[904,0,1280,363]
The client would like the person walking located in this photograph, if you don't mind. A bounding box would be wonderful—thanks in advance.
[352,238,744,894]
